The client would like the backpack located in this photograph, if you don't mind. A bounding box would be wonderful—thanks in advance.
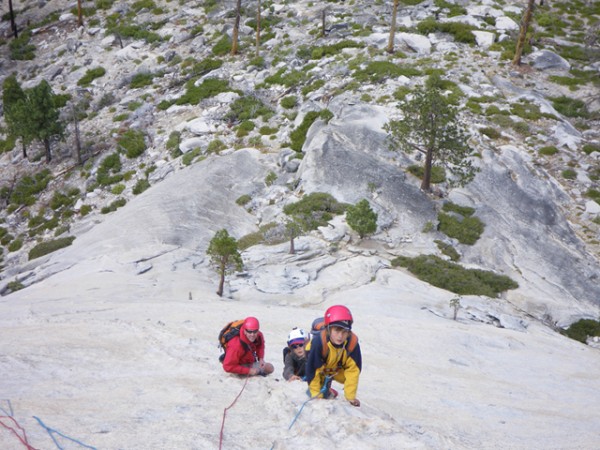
[311,317,358,361]
[217,319,246,363]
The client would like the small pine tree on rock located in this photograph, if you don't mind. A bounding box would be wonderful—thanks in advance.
[206,229,243,297]
[346,199,378,239]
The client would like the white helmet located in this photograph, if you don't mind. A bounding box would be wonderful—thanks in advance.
[287,328,308,346]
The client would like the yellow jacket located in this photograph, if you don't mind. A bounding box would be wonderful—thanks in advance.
[305,332,362,400]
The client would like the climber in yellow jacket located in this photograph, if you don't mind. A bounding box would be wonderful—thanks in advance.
[305,305,362,407]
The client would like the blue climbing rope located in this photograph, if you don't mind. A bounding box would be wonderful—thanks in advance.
[287,396,316,430]
[33,416,97,450]
[286,376,332,430]
[0,399,14,417]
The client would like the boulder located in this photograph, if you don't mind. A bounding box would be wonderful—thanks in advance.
[529,50,571,71]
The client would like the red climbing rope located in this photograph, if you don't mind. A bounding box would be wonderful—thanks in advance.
[218,376,250,450]
[0,415,38,450]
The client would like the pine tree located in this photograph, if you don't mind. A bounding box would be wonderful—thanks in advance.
[206,229,243,297]
[346,199,378,239]
[2,74,29,158]
[8,0,17,38]
[513,0,536,66]
[231,0,242,55]
[25,80,65,163]
[387,0,401,54]
[384,74,477,192]
[285,218,303,255]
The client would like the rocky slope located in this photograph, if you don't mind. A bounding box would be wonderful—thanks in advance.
[0,0,599,323]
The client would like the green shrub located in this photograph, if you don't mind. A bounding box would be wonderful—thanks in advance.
[434,0,466,16]
[549,74,587,89]
[290,110,333,151]
[97,92,116,109]
[346,199,378,238]
[435,239,460,261]
[259,125,278,135]
[393,86,411,101]
[10,169,52,207]
[132,178,150,195]
[207,139,226,154]
[6,280,25,292]
[550,95,589,118]
[416,18,476,44]
[248,56,265,68]
[96,0,115,9]
[130,72,159,88]
[407,165,446,184]
[9,32,36,60]
[306,40,364,59]
[391,254,518,297]
[236,120,255,137]
[237,222,282,250]
[582,143,600,155]
[187,58,223,77]
[585,189,600,204]
[107,21,162,43]
[113,113,129,122]
[437,202,484,246]
[8,239,23,252]
[0,232,13,246]
[563,319,600,344]
[511,101,543,121]
[100,198,126,214]
[77,67,106,87]
[50,190,77,210]
[480,127,501,139]
[539,145,559,156]
[212,35,232,55]
[176,78,230,105]
[0,135,17,153]
[97,153,123,186]
[127,101,142,111]
[80,204,92,216]
[283,192,347,230]
[166,131,182,157]
[511,121,530,135]
[302,79,325,96]
[111,184,126,195]
[265,171,277,186]
[263,68,307,88]
[485,105,508,116]
[29,236,76,260]
[353,61,421,83]
[438,213,484,245]
[236,194,252,206]
[28,216,59,237]
[442,202,475,217]
[562,169,577,180]
[280,95,298,109]
[117,130,146,158]
[182,147,202,165]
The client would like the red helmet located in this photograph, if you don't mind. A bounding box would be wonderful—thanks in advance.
[244,316,260,331]
[324,305,353,330]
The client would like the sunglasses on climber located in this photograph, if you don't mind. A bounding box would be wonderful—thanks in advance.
[290,344,304,349]
[245,329,259,334]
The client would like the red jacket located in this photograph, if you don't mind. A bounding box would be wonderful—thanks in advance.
[222,325,265,375]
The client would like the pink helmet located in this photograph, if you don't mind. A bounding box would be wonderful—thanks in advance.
[244,316,260,331]
[324,305,353,330]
